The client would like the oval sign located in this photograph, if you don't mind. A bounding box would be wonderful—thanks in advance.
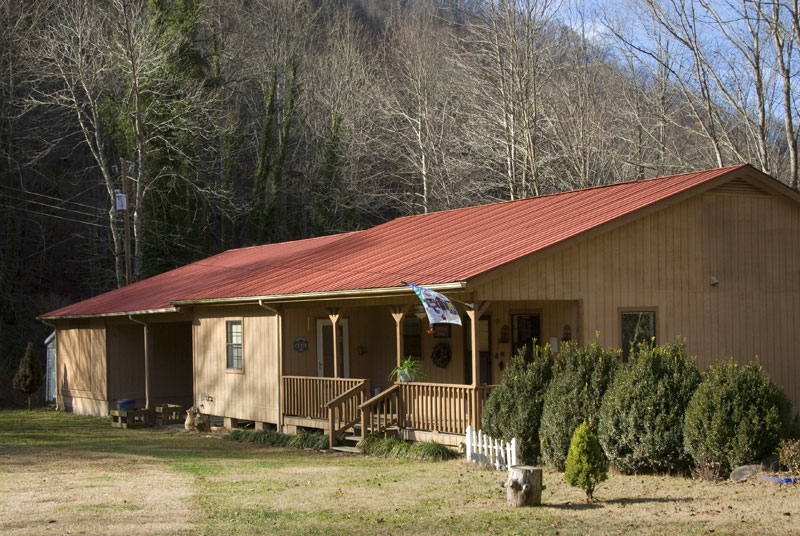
[293,336,309,353]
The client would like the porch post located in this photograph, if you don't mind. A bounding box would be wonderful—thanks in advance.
[328,308,341,378]
[466,301,489,430]
[390,305,412,369]
[128,315,150,411]
[466,301,490,387]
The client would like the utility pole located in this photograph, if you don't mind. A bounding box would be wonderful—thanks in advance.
[120,159,132,285]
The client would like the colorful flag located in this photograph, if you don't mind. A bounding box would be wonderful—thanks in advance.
[403,282,462,326]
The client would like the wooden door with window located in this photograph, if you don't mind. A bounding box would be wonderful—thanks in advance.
[511,314,540,361]
[316,318,350,377]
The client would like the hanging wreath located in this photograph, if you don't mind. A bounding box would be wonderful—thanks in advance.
[431,342,452,369]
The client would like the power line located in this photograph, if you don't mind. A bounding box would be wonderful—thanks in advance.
[0,192,106,220]
[0,203,108,228]
[0,183,106,213]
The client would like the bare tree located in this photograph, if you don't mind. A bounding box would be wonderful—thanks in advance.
[30,0,221,284]
[461,0,559,199]
[761,0,799,188]
[377,3,465,213]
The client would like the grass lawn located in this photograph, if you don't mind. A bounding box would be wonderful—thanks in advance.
[0,409,796,535]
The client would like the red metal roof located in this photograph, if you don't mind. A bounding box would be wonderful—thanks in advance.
[42,164,750,317]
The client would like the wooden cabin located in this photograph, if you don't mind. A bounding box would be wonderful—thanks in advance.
[40,164,800,445]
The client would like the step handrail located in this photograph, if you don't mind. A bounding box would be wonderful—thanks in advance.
[357,384,400,411]
[326,380,368,408]
[326,379,370,448]
[357,384,402,440]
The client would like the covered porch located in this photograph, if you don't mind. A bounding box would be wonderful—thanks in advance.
[276,298,580,446]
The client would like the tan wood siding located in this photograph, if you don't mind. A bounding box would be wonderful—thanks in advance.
[472,191,800,408]
[193,305,279,423]
[56,319,108,414]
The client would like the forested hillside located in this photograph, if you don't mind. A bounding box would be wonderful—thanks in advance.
[2,0,798,404]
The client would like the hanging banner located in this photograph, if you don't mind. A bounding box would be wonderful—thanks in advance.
[403,281,462,326]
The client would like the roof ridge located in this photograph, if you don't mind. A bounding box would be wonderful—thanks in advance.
[388,164,750,223]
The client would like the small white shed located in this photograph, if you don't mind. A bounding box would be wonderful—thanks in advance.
[44,331,56,403]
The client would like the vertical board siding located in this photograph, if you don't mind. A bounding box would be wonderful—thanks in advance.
[472,190,800,409]
[193,305,279,424]
[56,319,108,414]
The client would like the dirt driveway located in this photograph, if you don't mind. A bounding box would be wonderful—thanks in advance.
[0,448,195,536]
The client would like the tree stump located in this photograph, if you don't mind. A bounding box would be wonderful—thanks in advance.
[506,465,542,507]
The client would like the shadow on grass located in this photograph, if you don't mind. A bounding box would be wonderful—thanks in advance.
[545,496,690,510]
[604,497,691,505]
[546,501,604,510]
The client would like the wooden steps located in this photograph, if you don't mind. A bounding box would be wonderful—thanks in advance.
[330,445,361,454]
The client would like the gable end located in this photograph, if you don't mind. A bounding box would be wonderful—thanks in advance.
[711,177,772,197]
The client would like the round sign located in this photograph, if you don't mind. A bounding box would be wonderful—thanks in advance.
[293,336,309,353]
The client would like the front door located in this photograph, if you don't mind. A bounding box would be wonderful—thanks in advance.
[512,314,541,361]
[316,318,349,377]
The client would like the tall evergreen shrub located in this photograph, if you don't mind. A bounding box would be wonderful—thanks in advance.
[564,421,608,502]
[540,340,618,470]
[598,340,700,474]
[683,360,793,476]
[481,345,553,463]
[13,342,43,410]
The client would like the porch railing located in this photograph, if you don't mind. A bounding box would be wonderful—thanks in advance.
[282,376,365,420]
[326,380,370,448]
[283,376,498,440]
[356,383,498,439]
[400,382,476,435]
[476,385,497,422]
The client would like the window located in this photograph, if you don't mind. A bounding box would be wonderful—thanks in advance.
[511,314,540,361]
[621,310,656,362]
[403,317,422,358]
[226,320,243,371]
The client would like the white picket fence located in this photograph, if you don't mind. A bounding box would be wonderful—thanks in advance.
[464,425,518,470]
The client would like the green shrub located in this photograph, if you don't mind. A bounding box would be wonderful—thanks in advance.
[13,342,43,411]
[683,360,793,476]
[481,344,553,463]
[356,435,458,461]
[540,340,618,470]
[598,340,700,474]
[564,421,608,502]
[288,429,330,450]
[224,428,328,450]
[778,439,800,474]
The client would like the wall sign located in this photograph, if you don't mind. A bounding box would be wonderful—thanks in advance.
[293,336,309,353]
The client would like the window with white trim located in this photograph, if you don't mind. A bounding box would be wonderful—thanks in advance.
[226,320,243,371]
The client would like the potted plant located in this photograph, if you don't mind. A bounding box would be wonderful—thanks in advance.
[389,357,425,382]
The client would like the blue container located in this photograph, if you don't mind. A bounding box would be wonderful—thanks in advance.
[117,398,136,411]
